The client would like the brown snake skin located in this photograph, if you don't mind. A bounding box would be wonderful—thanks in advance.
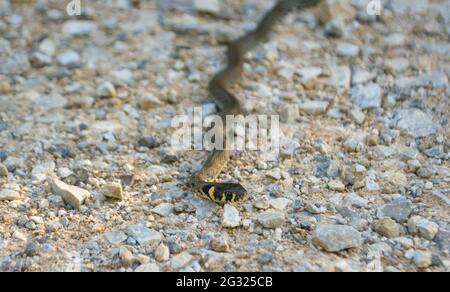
[192,0,321,204]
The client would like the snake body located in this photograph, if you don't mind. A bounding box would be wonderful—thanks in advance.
[192,0,320,204]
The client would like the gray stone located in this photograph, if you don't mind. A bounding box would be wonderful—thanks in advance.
[351,83,382,109]
[170,252,194,270]
[312,224,362,252]
[352,68,376,85]
[377,198,413,222]
[30,51,52,67]
[326,66,351,89]
[269,198,291,211]
[152,203,175,217]
[222,204,240,228]
[49,178,90,210]
[299,100,329,115]
[409,217,439,240]
[257,210,285,229]
[343,193,368,208]
[349,108,366,124]
[384,58,410,74]
[124,225,163,245]
[105,230,128,245]
[395,108,440,138]
[413,251,432,268]
[0,53,30,75]
[336,42,360,57]
[298,66,322,81]
[372,145,396,160]
[194,0,221,15]
[57,50,81,68]
[62,20,97,36]
[135,263,159,272]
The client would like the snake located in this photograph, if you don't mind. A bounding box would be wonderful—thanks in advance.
[192,0,320,204]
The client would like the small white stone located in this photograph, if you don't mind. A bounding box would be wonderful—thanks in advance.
[257,210,285,229]
[0,189,21,201]
[135,263,159,272]
[336,42,360,57]
[299,100,329,115]
[222,204,240,228]
[152,203,175,217]
[413,251,432,268]
[194,0,220,15]
[269,198,291,211]
[49,178,90,209]
[155,243,170,262]
[170,252,194,270]
[102,181,124,200]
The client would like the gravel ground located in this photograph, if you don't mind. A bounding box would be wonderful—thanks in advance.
[0,0,449,272]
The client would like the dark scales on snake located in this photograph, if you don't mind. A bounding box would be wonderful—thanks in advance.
[192,0,321,204]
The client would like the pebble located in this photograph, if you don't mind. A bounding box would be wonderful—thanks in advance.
[0,189,21,201]
[152,203,175,217]
[62,20,97,36]
[349,108,366,124]
[326,66,351,89]
[138,136,160,149]
[57,50,81,68]
[352,68,376,85]
[0,81,10,94]
[298,66,322,81]
[124,225,163,246]
[49,178,90,210]
[343,193,368,208]
[257,210,285,229]
[336,42,360,57]
[413,251,432,268]
[253,196,270,210]
[269,198,291,211]
[395,108,440,138]
[222,204,240,228]
[408,217,439,240]
[170,252,194,270]
[0,163,8,176]
[299,100,329,115]
[120,247,135,267]
[312,224,362,252]
[96,82,116,98]
[377,198,413,222]
[138,93,162,110]
[194,0,220,15]
[374,217,400,238]
[155,243,170,262]
[351,83,382,109]
[105,230,128,245]
[135,263,160,272]
[210,236,230,252]
[30,51,52,67]
[384,58,410,74]
[39,38,56,56]
[394,237,414,249]
[328,180,346,192]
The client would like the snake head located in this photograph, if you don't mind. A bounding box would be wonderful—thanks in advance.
[201,183,248,204]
